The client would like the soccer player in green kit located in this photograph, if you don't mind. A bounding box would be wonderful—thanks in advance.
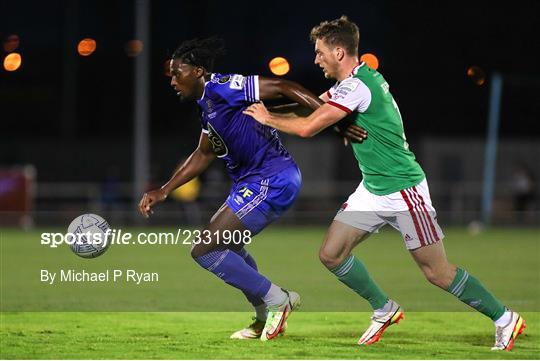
[244,16,525,351]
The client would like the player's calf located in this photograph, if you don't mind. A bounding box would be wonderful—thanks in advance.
[419,263,456,290]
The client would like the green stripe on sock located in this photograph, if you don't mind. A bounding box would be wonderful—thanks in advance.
[454,276,469,297]
[453,272,469,297]
[332,255,354,277]
[449,268,466,295]
[447,267,505,321]
[331,255,388,310]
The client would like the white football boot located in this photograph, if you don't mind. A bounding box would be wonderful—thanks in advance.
[260,289,301,341]
[357,299,404,345]
[491,310,526,351]
[230,318,288,339]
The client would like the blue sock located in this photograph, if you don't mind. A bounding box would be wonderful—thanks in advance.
[195,249,271,300]
[236,248,258,270]
[234,248,264,307]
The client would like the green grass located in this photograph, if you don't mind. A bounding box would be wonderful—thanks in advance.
[1,226,539,358]
[1,312,538,359]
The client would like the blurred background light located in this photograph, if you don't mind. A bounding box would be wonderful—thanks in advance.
[3,52,22,71]
[269,57,290,76]
[3,34,20,53]
[360,53,379,70]
[467,65,486,86]
[125,40,143,57]
[77,38,97,56]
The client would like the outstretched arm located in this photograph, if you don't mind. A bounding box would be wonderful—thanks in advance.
[256,77,367,142]
[266,89,333,117]
[258,77,323,112]
[138,131,216,218]
[243,102,349,138]
[267,103,313,117]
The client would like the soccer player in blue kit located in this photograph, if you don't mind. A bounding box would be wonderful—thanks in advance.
[138,37,366,341]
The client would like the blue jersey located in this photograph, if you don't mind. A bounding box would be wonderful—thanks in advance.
[197,73,296,183]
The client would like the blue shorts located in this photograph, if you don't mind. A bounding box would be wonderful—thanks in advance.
[226,165,302,234]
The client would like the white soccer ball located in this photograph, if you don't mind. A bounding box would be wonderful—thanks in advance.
[67,214,111,258]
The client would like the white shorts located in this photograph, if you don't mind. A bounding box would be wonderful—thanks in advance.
[334,178,444,250]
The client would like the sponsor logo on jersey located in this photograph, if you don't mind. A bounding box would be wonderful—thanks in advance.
[207,122,228,158]
[334,79,360,100]
[217,75,231,84]
[239,186,254,198]
[381,82,390,94]
[206,99,213,113]
[230,74,245,90]
[234,195,245,205]
[339,79,360,91]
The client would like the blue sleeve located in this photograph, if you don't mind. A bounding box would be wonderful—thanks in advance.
[213,74,260,107]
[243,75,259,103]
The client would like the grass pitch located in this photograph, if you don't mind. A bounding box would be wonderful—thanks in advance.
[1,312,538,359]
[1,226,539,359]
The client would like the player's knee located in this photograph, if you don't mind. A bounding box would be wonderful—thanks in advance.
[191,244,214,259]
[190,246,203,259]
[319,248,343,270]
[423,267,454,289]
[423,270,440,287]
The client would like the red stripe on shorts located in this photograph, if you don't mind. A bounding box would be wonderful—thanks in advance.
[400,189,426,246]
[406,188,433,244]
[412,186,440,242]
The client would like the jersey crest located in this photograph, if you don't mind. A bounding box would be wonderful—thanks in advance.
[217,75,231,84]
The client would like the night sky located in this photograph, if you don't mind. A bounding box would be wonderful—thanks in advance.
[2,0,540,141]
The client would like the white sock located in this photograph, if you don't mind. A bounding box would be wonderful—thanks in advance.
[374,299,394,318]
[254,303,267,321]
[262,284,287,307]
[494,309,512,327]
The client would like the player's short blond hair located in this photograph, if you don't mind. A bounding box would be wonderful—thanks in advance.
[310,15,359,56]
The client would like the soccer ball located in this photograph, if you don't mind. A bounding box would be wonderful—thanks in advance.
[67,214,111,258]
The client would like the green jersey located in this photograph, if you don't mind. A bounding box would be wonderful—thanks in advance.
[327,63,425,195]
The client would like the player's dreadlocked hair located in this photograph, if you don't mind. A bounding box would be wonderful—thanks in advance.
[310,16,359,56]
[172,37,226,73]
